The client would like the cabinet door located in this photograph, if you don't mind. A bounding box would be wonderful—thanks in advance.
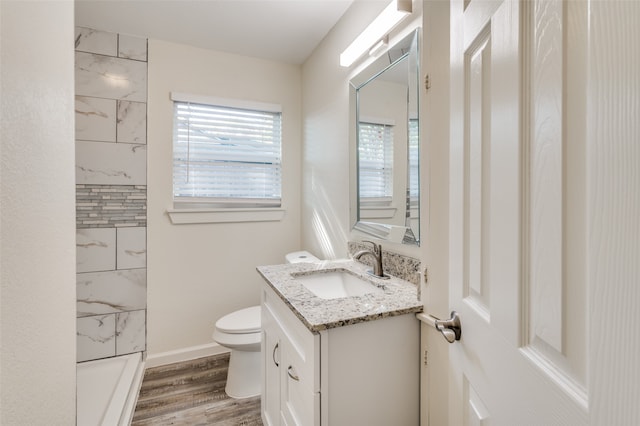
[261,302,282,426]
[279,335,317,426]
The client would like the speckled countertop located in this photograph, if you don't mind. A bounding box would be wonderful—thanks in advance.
[256,259,423,333]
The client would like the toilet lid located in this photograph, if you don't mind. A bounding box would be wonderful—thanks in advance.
[216,305,261,334]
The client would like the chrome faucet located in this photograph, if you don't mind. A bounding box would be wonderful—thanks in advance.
[353,241,388,279]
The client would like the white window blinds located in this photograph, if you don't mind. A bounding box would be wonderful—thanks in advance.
[358,121,394,200]
[173,97,282,207]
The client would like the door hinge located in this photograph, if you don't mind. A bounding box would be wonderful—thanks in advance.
[423,349,429,366]
[424,74,431,92]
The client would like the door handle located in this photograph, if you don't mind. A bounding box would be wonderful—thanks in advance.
[434,311,462,343]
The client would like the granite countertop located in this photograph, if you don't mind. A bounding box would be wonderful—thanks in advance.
[256,259,423,333]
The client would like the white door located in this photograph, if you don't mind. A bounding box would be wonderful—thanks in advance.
[447,0,591,423]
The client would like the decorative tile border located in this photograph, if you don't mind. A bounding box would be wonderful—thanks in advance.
[347,241,421,285]
[76,184,146,228]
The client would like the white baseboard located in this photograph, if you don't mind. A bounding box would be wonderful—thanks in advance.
[145,343,230,369]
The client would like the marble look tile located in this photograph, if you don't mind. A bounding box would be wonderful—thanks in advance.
[76,141,146,185]
[77,268,147,317]
[118,34,147,61]
[75,96,117,143]
[77,314,116,362]
[117,227,146,269]
[116,310,146,355]
[117,101,146,144]
[77,228,116,273]
[75,27,117,57]
[75,52,147,102]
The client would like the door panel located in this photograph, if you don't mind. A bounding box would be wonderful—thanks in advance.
[464,24,491,320]
[449,0,589,423]
[527,0,564,353]
[464,377,490,426]
[521,0,587,395]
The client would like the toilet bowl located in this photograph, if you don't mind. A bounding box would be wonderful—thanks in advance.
[213,251,320,399]
[213,305,261,398]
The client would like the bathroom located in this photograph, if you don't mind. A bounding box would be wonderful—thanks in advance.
[2,0,640,425]
[72,0,431,422]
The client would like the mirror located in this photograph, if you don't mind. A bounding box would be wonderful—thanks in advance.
[350,29,420,246]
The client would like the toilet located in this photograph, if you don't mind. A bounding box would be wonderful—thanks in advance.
[212,250,320,398]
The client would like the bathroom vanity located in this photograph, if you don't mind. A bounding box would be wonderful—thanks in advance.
[257,260,422,426]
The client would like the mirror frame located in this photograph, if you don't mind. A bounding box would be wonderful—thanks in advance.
[349,28,421,246]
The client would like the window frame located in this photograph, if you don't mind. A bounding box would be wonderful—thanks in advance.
[167,92,285,224]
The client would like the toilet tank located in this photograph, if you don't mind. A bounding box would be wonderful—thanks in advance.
[285,251,320,264]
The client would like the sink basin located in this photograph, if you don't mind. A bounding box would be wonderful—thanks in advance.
[295,270,384,299]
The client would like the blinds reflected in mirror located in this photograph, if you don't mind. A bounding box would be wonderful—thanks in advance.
[358,121,394,202]
[408,118,419,204]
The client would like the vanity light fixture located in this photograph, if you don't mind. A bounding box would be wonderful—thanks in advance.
[368,37,389,58]
[339,0,412,67]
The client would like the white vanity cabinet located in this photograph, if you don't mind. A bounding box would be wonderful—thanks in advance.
[262,285,320,426]
[261,282,420,426]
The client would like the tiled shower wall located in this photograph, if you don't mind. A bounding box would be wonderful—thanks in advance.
[75,27,147,362]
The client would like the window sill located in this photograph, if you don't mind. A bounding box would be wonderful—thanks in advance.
[360,206,397,219]
[166,207,286,224]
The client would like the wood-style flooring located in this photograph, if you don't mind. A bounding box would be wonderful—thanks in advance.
[131,353,263,425]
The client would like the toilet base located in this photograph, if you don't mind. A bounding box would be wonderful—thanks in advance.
[225,349,261,399]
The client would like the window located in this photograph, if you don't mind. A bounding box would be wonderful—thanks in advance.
[358,121,394,203]
[172,94,282,209]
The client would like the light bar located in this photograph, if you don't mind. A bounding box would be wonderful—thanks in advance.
[368,37,389,58]
[339,0,412,67]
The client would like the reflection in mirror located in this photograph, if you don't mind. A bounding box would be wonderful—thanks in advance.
[350,29,420,246]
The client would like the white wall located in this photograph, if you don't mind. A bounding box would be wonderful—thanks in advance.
[419,2,451,425]
[302,2,442,424]
[0,1,76,424]
[147,40,302,355]
[301,0,422,260]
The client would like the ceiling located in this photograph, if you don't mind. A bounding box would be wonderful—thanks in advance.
[75,0,355,65]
